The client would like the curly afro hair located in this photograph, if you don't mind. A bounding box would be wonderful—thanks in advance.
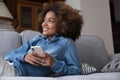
[38,2,83,41]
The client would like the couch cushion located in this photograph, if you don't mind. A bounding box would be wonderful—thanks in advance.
[0,30,21,58]
[75,35,110,72]
[0,72,119,80]
[20,30,40,44]
[101,59,120,72]
[81,62,97,75]
[88,72,120,80]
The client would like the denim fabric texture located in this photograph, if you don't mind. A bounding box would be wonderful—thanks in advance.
[5,34,82,76]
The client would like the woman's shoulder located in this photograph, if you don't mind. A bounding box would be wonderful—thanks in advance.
[59,36,75,45]
[61,36,74,41]
[29,34,44,43]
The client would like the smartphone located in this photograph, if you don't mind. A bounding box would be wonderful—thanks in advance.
[31,46,44,54]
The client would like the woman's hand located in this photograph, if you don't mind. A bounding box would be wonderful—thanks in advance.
[39,53,54,67]
[24,51,42,66]
[24,52,54,67]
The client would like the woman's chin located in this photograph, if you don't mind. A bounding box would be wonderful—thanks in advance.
[42,33,48,36]
[42,32,47,35]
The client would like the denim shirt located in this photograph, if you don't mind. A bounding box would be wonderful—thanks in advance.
[5,34,82,76]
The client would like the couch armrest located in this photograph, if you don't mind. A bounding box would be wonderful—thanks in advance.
[110,53,120,60]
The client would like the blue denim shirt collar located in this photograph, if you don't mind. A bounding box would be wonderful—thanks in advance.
[39,33,62,42]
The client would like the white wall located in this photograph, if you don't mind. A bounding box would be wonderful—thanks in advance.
[65,0,81,10]
[66,0,114,55]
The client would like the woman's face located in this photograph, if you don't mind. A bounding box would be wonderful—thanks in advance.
[42,11,58,39]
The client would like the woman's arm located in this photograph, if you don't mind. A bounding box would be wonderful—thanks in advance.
[51,39,83,76]
[4,41,31,62]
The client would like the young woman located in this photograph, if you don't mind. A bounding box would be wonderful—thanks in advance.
[2,2,83,76]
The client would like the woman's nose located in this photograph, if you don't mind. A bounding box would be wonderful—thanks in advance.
[43,21,48,26]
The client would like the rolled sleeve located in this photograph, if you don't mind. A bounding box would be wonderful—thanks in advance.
[51,59,65,72]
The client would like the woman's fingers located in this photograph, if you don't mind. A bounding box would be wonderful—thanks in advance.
[39,53,54,67]
[24,52,54,67]
[24,52,42,66]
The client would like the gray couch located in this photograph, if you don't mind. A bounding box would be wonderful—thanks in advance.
[0,30,120,80]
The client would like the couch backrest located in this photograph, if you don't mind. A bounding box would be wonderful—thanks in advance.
[20,30,111,71]
[20,30,40,44]
[0,30,21,58]
[75,35,110,71]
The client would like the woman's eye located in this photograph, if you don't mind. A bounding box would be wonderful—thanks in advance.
[49,19,55,23]
[43,18,56,23]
